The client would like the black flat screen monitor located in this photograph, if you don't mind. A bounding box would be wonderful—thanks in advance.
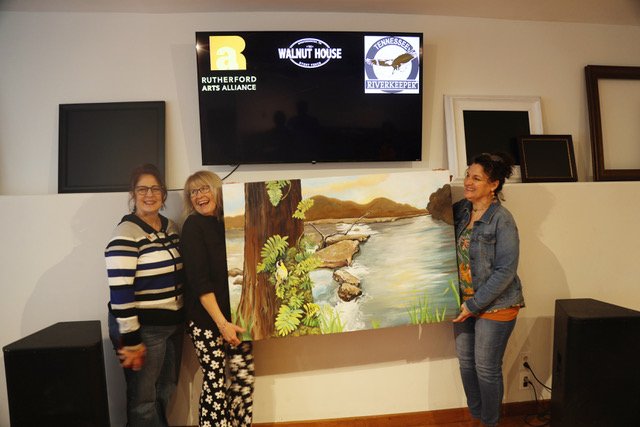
[58,101,165,193]
[195,31,423,165]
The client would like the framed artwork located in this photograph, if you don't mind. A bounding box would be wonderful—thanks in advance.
[518,135,578,182]
[444,95,543,181]
[585,65,640,181]
[221,171,460,340]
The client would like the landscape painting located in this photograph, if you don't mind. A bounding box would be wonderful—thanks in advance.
[222,170,460,340]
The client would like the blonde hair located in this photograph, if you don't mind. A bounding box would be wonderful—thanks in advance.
[182,170,224,220]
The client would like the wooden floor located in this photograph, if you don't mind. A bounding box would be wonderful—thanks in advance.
[433,413,550,427]
[500,413,550,426]
[253,401,551,427]
[411,407,551,427]
[253,413,550,427]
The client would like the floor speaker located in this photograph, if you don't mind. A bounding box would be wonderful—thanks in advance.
[3,321,110,426]
[551,298,640,426]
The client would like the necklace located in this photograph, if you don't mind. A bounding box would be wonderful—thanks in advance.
[472,206,488,213]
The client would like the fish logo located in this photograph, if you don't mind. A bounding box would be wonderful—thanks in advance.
[364,36,420,94]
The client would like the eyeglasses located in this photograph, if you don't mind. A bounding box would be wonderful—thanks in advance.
[135,185,163,196]
[189,185,211,197]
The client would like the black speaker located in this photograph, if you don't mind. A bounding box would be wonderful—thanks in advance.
[551,298,640,426]
[3,321,110,426]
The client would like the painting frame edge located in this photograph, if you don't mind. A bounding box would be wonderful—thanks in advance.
[518,134,578,183]
[221,170,460,341]
[444,94,543,183]
[585,64,640,181]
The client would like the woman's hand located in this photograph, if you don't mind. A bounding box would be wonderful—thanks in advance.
[452,303,473,323]
[199,293,247,345]
[219,322,246,347]
[118,344,147,371]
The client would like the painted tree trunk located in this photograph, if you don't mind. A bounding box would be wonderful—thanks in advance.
[239,180,303,339]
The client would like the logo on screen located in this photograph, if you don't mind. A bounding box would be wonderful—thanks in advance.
[278,38,343,69]
[209,36,247,71]
[364,36,420,94]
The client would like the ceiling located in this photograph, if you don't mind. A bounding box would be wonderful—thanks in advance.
[2,0,640,26]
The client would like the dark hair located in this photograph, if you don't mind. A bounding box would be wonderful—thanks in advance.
[470,152,514,197]
[128,163,167,212]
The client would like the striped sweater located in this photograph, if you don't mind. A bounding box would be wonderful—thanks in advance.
[105,213,184,349]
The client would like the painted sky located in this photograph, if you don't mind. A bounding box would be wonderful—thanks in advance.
[222,170,450,217]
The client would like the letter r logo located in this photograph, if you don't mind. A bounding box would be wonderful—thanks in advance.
[209,36,247,70]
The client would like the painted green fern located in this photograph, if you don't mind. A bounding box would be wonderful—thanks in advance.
[265,180,291,206]
[257,235,289,274]
[288,292,304,310]
[292,198,315,220]
[274,305,303,336]
[258,234,321,337]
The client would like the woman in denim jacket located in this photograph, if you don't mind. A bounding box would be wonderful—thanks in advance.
[452,153,525,427]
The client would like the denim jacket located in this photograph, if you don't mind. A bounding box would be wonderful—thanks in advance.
[453,199,525,315]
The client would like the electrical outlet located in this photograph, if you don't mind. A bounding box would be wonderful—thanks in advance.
[519,373,531,390]
[520,352,530,369]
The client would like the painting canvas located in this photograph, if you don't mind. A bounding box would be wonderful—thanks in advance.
[222,170,460,340]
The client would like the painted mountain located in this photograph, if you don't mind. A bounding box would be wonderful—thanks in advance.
[221,170,460,340]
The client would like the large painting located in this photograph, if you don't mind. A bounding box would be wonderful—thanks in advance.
[222,170,460,340]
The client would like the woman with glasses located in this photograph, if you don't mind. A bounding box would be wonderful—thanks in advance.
[105,163,184,426]
[180,170,254,427]
[452,153,525,427]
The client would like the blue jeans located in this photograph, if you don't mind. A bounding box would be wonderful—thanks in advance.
[453,316,516,426]
[109,314,183,427]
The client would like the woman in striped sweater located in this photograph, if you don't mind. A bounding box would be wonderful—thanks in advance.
[105,164,184,426]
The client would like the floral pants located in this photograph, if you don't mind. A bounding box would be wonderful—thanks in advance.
[187,321,255,427]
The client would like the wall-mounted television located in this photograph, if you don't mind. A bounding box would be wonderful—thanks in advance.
[195,31,423,165]
[58,101,165,193]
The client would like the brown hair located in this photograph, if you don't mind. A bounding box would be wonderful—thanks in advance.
[128,164,167,213]
[470,152,514,199]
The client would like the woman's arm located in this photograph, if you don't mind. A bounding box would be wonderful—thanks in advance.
[199,292,244,346]
[182,217,245,345]
[465,214,520,314]
[105,224,147,369]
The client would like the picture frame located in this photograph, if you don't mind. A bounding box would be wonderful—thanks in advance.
[517,135,578,182]
[444,95,543,182]
[222,171,460,340]
[585,65,640,181]
[58,101,165,193]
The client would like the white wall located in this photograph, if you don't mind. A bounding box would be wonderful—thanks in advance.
[2,182,640,426]
[2,11,640,196]
[1,9,640,426]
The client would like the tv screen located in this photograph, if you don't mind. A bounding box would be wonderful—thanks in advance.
[195,31,423,165]
[58,101,165,193]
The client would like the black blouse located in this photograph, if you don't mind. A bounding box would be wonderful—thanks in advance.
[180,213,231,335]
